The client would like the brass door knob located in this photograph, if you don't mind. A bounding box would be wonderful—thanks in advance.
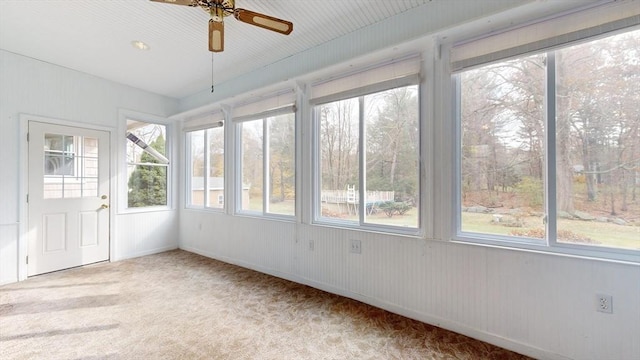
[100,204,109,209]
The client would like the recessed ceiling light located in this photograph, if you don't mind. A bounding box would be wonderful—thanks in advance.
[131,40,150,51]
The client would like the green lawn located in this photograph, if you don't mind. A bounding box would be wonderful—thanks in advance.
[462,212,639,250]
[248,198,639,250]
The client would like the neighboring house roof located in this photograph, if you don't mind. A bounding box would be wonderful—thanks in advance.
[191,177,249,190]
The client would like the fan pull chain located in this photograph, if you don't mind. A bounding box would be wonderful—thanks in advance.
[211,53,219,94]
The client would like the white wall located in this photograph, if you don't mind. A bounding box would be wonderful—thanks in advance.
[177,1,640,360]
[0,50,180,284]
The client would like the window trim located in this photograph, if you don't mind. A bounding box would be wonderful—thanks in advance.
[235,109,297,219]
[450,1,640,73]
[118,110,174,214]
[185,122,225,211]
[312,81,422,236]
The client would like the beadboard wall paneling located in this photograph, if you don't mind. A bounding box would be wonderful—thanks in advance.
[114,212,179,261]
[0,224,18,285]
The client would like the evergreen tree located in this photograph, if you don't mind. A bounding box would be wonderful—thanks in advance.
[128,134,167,207]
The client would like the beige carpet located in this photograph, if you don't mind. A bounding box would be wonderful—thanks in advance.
[1,250,530,359]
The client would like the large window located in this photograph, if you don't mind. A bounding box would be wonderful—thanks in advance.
[315,84,420,231]
[186,124,224,209]
[457,28,640,254]
[126,120,168,208]
[237,112,295,216]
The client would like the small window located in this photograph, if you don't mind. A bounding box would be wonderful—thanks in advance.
[186,124,225,209]
[237,112,295,216]
[126,120,168,208]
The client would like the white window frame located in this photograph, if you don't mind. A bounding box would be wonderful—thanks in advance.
[311,70,423,236]
[184,120,225,211]
[118,110,174,214]
[234,107,296,219]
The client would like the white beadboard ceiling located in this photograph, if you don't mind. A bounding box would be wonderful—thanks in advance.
[0,0,433,99]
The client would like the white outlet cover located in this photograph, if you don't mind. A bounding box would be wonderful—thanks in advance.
[596,294,613,314]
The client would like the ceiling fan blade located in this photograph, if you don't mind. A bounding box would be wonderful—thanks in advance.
[209,20,224,52]
[234,9,293,35]
[149,0,196,6]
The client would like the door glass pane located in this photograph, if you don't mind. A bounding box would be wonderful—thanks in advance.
[364,85,419,228]
[44,134,99,199]
[318,98,360,222]
[82,177,98,197]
[44,134,74,176]
[555,30,640,250]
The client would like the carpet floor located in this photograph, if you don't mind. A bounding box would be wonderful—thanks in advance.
[1,250,530,359]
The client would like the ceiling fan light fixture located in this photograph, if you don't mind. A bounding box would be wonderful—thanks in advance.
[131,40,150,51]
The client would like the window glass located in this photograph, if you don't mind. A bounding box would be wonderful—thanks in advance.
[460,54,546,239]
[555,31,640,250]
[126,121,168,208]
[240,119,264,212]
[319,98,360,222]
[267,113,295,216]
[364,86,420,228]
[189,130,205,207]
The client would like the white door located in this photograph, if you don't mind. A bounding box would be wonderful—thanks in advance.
[28,121,110,276]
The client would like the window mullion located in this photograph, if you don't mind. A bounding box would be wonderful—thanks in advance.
[203,129,211,208]
[263,118,269,214]
[545,52,557,247]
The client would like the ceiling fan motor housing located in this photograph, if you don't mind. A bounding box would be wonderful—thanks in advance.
[201,0,235,21]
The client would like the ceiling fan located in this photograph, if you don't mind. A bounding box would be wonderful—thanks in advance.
[150,0,293,52]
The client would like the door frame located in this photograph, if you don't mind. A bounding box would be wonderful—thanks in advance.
[18,114,117,281]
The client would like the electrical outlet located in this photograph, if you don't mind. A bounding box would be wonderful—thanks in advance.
[309,239,314,251]
[596,294,613,314]
[350,239,361,254]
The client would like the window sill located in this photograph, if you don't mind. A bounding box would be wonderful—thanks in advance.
[118,206,174,215]
[312,219,423,238]
[452,234,640,265]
